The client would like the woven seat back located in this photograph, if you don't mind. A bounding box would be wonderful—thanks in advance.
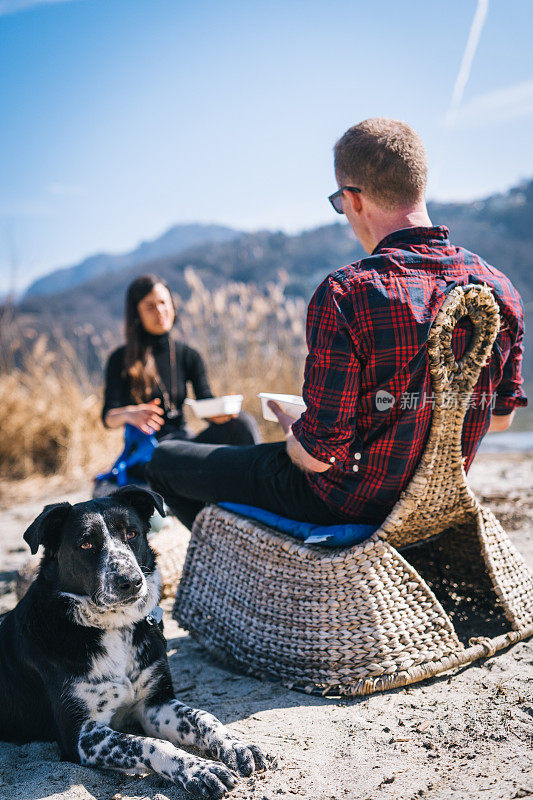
[379,282,501,549]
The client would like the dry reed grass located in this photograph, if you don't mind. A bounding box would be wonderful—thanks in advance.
[177,268,307,437]
[0,271,307,501]
[0,327,122,505]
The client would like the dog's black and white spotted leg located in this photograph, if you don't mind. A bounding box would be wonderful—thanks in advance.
[140,698,269,777]
[78,720,238,799]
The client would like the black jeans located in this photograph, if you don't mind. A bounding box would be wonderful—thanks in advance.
[127,411,262,482]
[146,439,348,531]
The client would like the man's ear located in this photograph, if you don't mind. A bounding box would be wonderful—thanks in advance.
[23,502,72,556]
[346,188,363,215]
[111,485,166,522]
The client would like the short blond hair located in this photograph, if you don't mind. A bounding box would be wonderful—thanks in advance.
[334,118,427,209]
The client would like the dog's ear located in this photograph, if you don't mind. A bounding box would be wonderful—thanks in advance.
[111,485,166,521]
[23,502,72,555]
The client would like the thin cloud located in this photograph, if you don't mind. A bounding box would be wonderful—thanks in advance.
[455,79,533,127]
[0,0,78,17]
[0,202,56,218]
[432,0,489,193]
[47,182,87,197]
[445,0,490,129]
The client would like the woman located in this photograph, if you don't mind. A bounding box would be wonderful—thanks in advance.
[101,274,261,482]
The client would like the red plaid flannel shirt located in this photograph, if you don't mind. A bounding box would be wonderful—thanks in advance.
[291,225,528,524]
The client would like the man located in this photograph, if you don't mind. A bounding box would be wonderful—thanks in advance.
[146,118,527,529]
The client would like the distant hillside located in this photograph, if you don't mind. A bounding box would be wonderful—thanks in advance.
[14,179,533,383]
[428,179,533,314]
[24,223,243,297]
[18,223,364,329]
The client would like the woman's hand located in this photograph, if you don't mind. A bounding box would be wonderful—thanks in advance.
[206,392,239,425]
[208,414,238,425]
[126,398,165,434]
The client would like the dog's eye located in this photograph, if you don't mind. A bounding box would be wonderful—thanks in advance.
[80,541,93,550]
[126,530,137,540]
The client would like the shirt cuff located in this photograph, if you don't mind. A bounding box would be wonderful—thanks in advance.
[492,394,528,415]
[291,417,349,467]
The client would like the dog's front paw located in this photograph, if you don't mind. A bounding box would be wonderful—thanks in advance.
[215,738,269,777]
[177,758,238,800]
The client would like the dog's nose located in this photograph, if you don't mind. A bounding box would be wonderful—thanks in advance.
[116,574,143,597]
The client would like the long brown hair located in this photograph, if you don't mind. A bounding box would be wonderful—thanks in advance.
[124,274,176,403]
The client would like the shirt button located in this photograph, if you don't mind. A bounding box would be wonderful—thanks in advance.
[354,452,362,460]
[352,465,359,472]
[329,457,335,463]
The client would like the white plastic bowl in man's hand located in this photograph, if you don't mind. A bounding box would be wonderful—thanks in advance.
[258,392,306,422]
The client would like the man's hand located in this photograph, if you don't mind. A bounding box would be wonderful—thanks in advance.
[267,400,331,473]
[487,409,515,433]
[267,400,296,435]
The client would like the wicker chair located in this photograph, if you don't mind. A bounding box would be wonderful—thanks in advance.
[171,283,533,697]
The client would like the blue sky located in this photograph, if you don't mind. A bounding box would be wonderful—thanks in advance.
[0,0,532,294]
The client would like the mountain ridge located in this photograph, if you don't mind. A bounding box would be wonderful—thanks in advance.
[14,178,533,380]
[24,223,243,298]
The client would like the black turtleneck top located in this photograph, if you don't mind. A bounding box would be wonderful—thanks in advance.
[102,332,213,439]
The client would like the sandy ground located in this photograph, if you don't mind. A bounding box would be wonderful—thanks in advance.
[0,452,532,800]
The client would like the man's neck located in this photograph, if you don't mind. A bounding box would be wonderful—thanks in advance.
[368,207,433,253]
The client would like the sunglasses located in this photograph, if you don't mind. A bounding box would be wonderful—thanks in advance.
[328,185,361,214]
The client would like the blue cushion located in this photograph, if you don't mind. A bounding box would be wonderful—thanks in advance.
[217,502,379,547]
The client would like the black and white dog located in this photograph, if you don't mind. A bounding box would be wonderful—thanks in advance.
[0,486,268,799]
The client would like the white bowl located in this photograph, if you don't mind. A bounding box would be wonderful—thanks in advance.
[258,392,307,422]
[185,395,243,419]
